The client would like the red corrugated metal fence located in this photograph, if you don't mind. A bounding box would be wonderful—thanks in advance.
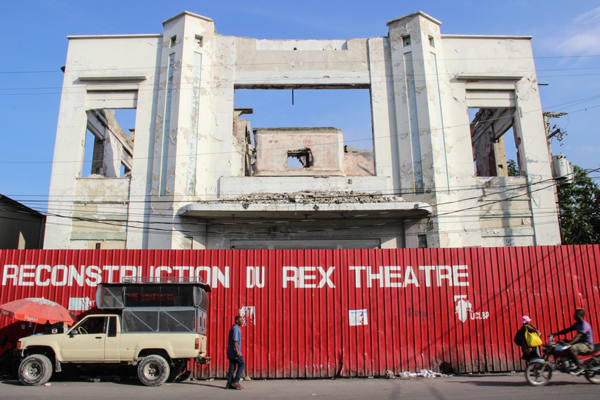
[1,246,599,377]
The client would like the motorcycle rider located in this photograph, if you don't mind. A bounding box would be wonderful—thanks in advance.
[552,308,595,375]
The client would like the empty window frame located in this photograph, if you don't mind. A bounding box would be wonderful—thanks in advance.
[234,89,375,177]
[469,107,520,177]
[466,90,521,177]
[82,109,135,178]
[287,148,313,168]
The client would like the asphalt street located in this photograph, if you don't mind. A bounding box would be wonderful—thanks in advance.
[2,373,599,400]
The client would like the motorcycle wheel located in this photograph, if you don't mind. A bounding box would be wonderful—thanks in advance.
[585,371,600,384]
[525,363,552,386]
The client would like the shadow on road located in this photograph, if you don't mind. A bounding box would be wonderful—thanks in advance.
[449,378,584,387]
[0,379,21,386]
[180,381,228,390]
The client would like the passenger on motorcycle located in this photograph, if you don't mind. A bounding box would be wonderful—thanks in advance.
[552,308,595,375]
[515,316,541,361]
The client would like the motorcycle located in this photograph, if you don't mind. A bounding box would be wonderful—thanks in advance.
[525,334,600,386]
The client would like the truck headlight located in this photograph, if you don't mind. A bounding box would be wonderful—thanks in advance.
[195,338,199,350]
[16,341,21,349]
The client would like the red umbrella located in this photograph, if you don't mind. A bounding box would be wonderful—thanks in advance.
[0,298,74,325]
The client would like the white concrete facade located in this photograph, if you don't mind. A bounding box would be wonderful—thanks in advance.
[44,11,561,250]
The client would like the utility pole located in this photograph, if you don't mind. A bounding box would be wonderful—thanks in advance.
[542,111,568,237]
[543,111,568,164]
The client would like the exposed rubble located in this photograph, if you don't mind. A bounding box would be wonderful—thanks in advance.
[205,191,402,205]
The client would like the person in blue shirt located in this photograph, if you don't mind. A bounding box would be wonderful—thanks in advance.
[226,316,245,390]
[552,308,596,375]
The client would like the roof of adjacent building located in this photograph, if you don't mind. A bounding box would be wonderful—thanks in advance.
[0,194,45,218]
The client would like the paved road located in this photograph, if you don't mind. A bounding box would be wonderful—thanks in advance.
[2,373,599,399]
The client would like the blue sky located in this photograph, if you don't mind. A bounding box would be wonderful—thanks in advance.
[1,0,599,211]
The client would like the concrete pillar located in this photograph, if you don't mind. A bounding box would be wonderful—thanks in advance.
[387,12,482,248]
[146,12,226,249]
[367,37,398,194]
[514,79,561,245]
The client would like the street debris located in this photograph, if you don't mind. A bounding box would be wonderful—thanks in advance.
[398,369,447,379]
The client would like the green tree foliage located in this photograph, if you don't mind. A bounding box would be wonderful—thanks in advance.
[507,159,519,177]
[557,165,600,245]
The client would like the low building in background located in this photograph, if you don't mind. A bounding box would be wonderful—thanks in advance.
[0,194,45,249]
[44,11,561,250]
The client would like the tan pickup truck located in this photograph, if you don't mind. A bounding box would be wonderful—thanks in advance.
[15,280,211,386]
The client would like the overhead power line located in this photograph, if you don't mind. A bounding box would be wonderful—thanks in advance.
[1,93,598,166]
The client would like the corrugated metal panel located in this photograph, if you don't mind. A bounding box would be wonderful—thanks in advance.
[1,246,599,377]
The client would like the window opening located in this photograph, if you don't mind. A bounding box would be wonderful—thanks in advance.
[195,34,203,47]
[287,148,313,168]
[428,35,435,48]
[108,316,117,337]
[170,35,177,47]
[122,308,197,333]
[82,108,136,178]
[469,107,519,177]
[402,35,411,47]
[234,89,374,177]
[71,316,107,335]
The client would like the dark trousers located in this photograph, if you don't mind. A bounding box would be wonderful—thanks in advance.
[226,355,245,385]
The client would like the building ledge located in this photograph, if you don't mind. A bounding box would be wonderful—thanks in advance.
[441,34,532,40]
[163,11,213,25]
[178,201,431,219]
[387,11,442,26]
[455,74,523,81]
[78,75,147,82]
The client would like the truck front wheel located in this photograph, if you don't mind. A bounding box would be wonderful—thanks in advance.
[19,354,53,386]
[137,355,170,387]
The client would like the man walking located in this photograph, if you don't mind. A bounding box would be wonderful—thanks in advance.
[226,316,245,390]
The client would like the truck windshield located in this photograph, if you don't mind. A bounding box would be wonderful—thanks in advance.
[71,316,107,335]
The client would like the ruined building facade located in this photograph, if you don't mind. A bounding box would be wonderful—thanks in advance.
[45,11,561,250]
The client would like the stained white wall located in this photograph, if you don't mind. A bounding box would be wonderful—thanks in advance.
[44,11,561,250]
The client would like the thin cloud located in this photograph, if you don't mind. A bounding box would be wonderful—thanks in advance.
[549,7,600,56]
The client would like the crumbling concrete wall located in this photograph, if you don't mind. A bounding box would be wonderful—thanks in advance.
[476,176,534,246]
[343,146,375,176]
[232,109,253,177]
[472,132,508,177]
[70,177,130,249]
[253,128,345,176]
[44,10,561,250]
[253,129,375,177]
[216,190,401,205]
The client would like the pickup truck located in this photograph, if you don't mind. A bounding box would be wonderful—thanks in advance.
[15,313,209,386]
[15,280,211,386]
